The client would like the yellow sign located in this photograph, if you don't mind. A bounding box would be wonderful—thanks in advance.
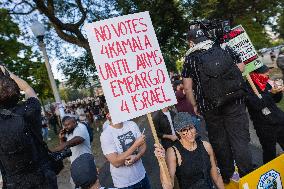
[239,154,284,189]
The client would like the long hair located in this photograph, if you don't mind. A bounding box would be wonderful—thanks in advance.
[0,75,20,108]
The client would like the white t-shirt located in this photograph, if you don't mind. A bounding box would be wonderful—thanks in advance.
[102,120,110,131]
[100,121,146,188]
[163,111,175,135]
[66,123,92,163]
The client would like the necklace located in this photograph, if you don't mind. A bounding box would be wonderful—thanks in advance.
[181,140,197,151]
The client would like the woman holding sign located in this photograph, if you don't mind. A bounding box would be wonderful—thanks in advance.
[154,112,225,189]
[246,65,284,164]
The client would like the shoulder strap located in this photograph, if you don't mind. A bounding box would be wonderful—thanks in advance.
[171,146,179,166]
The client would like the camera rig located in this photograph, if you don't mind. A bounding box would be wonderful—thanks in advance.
[189,19,231,44]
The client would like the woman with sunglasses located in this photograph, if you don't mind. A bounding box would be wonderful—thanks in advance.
[154,112,225,189]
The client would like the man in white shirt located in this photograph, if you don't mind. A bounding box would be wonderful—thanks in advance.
[100,117,150,189]
[53,116,96,188]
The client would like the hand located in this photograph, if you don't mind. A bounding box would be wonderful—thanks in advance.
[271,87,283,94]
[169,135,178,141]
[125,155,138,166]
[0,65,5,73]
[134,135,146,147]
[59,129,66,140]
[193,105,200,116]
[154,143,165,159]
[236,62,245,73]
[0,65,9,76]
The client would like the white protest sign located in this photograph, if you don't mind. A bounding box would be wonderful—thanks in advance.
[85,11,177,124]
[225,25,262,75]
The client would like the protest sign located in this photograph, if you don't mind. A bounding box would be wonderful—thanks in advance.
[239,154,284,189]
[85,11,177,124]
[225,25,263,76]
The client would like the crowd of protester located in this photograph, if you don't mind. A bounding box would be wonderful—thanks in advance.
[1,24,284,189]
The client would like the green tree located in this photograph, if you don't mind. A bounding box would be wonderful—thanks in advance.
[0,8,53,101]
[186,0,282,49]
[278,11,284,39]
[3,0,189,83]
[3,0,283,83]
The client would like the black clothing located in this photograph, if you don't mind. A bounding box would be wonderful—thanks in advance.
[204,102,253,180]
[246,83,284,163]
[246,83,284,125]
[0,98,57,189]
[49,114,58,134]
[182,43,252,180]
[172,139,212,189]
[153,110,176,149]
[182,45,244,114]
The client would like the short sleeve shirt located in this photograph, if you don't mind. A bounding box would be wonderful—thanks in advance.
[66,123,92,163]
[182,45,243,114]
[100,121,146,188]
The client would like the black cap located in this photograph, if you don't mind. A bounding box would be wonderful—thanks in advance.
[71,153,98,188]
[187,28,208,43]
[253,65,270,74]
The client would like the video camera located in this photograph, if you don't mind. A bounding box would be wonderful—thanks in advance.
[49,148,72,161]
[189,19,231,44]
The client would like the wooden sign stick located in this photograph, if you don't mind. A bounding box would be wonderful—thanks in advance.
[147,113,172,187]
[246,74,261,98]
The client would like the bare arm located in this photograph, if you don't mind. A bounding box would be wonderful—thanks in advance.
[203,141,225,189]
[106,135,145,168]
[53,136,84,152]
[154,144,175,189]
[0,66,37,99]
[136,142,146,160]
[183,77,198,114]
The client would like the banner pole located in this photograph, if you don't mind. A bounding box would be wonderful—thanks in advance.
[246,74,261,98]
[147,113,172,187]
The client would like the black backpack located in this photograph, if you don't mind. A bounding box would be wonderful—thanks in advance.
[196,44,245,107]
[0,109,37,177]
[81,122,94,143]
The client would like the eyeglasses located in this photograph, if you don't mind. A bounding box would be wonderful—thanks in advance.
[180,126,195,134]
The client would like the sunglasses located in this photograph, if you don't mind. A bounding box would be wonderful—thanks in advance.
[180,126,195,134]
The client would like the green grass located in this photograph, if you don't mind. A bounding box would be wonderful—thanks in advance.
[277,98,284,111]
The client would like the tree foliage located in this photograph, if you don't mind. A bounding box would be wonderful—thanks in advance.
[2,0,284,88]
[187,0,282,49]
[279,11,284,39]
[0,8,53,101]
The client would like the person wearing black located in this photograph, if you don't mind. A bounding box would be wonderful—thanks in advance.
[0,65,57,188]
[49,112,58,134]
[182,26,253,183]
[153,107,177,150]
[154,112,224,189]
[246,65,284,164]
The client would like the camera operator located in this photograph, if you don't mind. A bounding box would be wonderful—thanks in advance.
[53,115,98,188]
[182,23,253,183]
[0,65,57,188]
